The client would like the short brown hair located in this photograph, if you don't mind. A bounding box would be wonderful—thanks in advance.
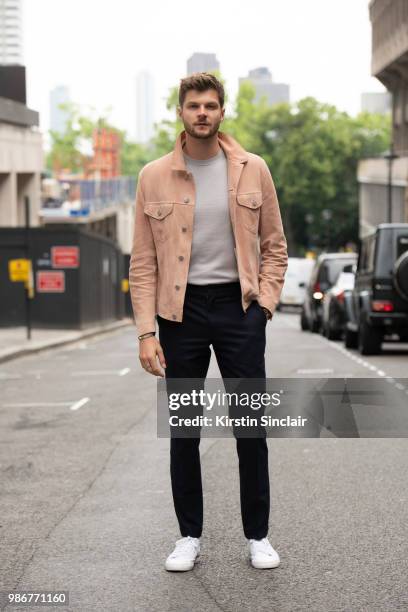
[179,72,225,108]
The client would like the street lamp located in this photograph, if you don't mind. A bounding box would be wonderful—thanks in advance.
[383,145,398,223]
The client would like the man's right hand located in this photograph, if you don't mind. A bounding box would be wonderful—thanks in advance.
[139,336,167,377]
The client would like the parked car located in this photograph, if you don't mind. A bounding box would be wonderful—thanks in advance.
[301,252,358,333]
[321,266,356,340]
[344,223,408,355]
[279,257,315,307]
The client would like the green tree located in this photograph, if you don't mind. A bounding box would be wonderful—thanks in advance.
[50,83,390,254]
[226,90,391,253]
[120,140,155,177]
[47,102,154,177]
[47,102,120,173]
[150,82,390,253]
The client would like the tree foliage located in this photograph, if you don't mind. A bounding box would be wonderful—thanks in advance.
[47,82,391,252]
[46,102,120,173]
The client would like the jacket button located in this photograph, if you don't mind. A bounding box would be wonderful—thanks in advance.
[182,226,187,232]
[175,285,180,290]
[157,209,162,216]
[251,201,257,207]
[183,196,190,203]
[178,255,184,261]
[172,314,177,320]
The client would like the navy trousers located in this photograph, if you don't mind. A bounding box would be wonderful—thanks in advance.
[157,281,270,540]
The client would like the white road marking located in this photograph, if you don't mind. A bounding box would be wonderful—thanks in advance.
[317,336,407,398]
[296,368,334,374]
[3,401,72,408]
[2,398,90,411]
[70,369,130,377]
[70,397,90,411]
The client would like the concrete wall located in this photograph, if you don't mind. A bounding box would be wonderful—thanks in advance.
[358,157,408,237]
[0,123,43,227]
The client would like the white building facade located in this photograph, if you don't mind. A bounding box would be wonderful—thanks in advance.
[0,0,23,64]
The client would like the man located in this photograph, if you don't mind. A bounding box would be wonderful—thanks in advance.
[129,73,288,571]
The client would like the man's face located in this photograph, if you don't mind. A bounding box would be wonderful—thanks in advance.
[178,89,225,139]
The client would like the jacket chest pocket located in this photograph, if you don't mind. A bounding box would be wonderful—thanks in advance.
[144,202,174,243]
[236,191,262,234]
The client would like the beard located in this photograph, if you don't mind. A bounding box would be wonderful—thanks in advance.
[184,118,222,139]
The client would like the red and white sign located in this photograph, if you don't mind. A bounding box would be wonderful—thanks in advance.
[51,246,80,268]
[36,271,65,293]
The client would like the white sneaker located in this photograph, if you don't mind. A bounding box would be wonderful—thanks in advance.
[249,537,280,569]
[165,536,200,571]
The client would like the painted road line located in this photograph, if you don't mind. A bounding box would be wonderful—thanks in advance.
[70,397,90,411]
[2,401,72,408]
[70,369,130,377]
[318,336,408,398]
[2,399,90,411]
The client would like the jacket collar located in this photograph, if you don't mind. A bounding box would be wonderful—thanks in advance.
[171,130,248,172]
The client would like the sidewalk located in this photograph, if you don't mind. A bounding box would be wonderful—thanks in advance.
[0,318,134,364]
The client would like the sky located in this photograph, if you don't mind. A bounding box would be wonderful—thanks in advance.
[23,0,386,143]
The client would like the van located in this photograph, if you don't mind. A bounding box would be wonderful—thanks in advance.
[279,257,315,307]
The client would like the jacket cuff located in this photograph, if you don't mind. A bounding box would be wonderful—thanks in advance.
[136,318,157,337]
[257,298,277,318]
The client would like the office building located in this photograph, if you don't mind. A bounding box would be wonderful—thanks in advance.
[0,0,23,64]
[357,0,408,236]
[0,65,43,227]
[187,52,220,76]
[239,67,290,106]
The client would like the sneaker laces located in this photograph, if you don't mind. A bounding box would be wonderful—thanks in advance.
[251,537,274,556]
[172,536,198,556]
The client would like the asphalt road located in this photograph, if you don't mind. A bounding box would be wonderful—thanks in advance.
[1,311,408,612]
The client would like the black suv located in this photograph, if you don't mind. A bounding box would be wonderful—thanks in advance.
[344,223,408,355]
[301,252,358,333]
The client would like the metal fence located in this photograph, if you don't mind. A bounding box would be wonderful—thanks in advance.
[41,176,137,218]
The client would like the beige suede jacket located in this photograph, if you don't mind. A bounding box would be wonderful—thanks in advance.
[129,130,288,337]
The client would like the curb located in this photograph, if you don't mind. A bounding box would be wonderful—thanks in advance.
[0,318,134,365]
